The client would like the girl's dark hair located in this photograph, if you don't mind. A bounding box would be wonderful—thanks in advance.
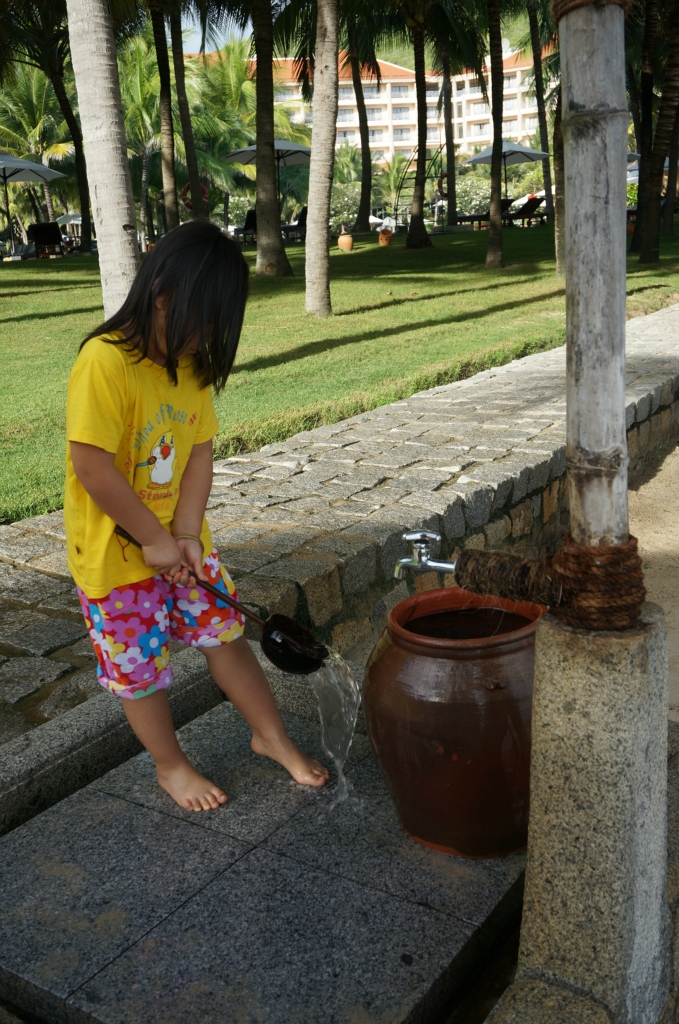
[82,221,249,392]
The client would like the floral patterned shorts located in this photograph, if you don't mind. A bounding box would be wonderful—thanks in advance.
[76,548,245,700]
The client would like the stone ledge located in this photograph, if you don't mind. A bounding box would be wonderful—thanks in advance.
[0,647,224,836]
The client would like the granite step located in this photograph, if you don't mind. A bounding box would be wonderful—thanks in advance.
[0,704,525,1024]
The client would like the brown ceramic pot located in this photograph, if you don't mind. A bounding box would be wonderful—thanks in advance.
[337,230,354,251]
[378,228,393,246]
[363,587,544,858]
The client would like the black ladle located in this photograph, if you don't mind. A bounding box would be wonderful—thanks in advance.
[113,526,329,675]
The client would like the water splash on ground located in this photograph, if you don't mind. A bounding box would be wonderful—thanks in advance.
[309,650,361,805]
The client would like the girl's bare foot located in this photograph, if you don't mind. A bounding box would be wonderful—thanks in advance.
[250,732,329,787]
[157,758,228,811]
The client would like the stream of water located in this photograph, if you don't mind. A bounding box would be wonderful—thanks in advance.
[309,650,361,804]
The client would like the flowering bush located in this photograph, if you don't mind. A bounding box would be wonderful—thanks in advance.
[330,182,362,233]
[454,176,492,214]
[226,195,253,228]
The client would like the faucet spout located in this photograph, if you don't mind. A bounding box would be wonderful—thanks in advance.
[393,531,458,580]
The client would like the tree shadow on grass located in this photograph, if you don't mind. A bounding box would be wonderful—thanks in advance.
[233,287,566,375]
[333,277,557,317]
[0,304,104,325]
[0,283,101,299]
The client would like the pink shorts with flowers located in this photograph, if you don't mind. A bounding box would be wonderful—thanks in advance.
[76,548,245,700]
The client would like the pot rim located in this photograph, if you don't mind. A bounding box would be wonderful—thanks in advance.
[387,586,545,652]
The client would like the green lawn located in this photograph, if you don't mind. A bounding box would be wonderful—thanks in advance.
[2,226,679,524]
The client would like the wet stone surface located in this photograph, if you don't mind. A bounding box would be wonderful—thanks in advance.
[0,609,86,657]
[0,657,72,705]
[0,703,522,1024]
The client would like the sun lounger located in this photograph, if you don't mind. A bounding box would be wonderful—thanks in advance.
[457,198,515,227]
[503,196,545,226]
[233,209,257,244]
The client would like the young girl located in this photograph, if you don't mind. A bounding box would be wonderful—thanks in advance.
[65,221,328,811]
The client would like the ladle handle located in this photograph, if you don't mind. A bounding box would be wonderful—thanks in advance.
[113,525,267,629]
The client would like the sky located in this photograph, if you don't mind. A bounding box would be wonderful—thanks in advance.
[181,17,249,55]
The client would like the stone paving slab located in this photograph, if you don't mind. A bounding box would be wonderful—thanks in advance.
[0,647,225,836]
[0,703,524,1024]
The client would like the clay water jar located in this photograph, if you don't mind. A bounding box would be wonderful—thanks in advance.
[378,228,393,246]
[363,587,545,859]
[337,228,354,251]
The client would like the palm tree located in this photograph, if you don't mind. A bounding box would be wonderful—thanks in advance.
[629,0,658,253]
[429,10,486,228]
[394,0,434,247]
[250,0,294,275]
[65,0,139,318]
[0,63,71,220]
[306,0,339,312]
[169,4,205,217]
[553,84,564,276]
[146,2,180,230]
[526,0,553,220]
[119,26,160,250]
[662,105,679,235]
[639,0,679,263]
[441,50,457,225]
[341,4,382,233]
[484,0,503,268]
[2,0,93,248]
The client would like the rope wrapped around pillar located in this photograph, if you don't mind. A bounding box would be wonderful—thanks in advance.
[454,536,645,631]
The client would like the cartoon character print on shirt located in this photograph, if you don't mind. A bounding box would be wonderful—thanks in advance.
[136,431,175,488]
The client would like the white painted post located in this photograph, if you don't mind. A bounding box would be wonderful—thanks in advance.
[562,5,630,546]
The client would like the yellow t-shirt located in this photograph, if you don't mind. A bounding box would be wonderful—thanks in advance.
[65,334,219,597]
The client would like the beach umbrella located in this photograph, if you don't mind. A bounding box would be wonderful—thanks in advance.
[463,139,550,198]
[0,151,66,254]
[224,139,311,206]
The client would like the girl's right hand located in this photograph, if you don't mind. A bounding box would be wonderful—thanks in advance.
[141,533,183,576]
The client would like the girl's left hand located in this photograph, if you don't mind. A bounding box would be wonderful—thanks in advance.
[166,538,208,587]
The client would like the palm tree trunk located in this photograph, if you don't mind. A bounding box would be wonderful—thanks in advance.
[15,209,29,244]
[442,52,457,226]
[348,21,372,234]
[26,186,42,222]
[65,0,139,317]
[42,180,56,221]
[662,105,679,235]
[407,26,432,248]
[627,63,642,151]
[140,153,149,252]
[527,0,553,220]
[51,70,92,251]
[251,0,293,276]
[147,196,156,242]
[640,5,679,263]
[305,0,338,313]
[485,0,503,268]
[150,4,179,231]
[553,87,565,277]
[630,0,658,252]
[169,10,204,219]
[56,188,69,214]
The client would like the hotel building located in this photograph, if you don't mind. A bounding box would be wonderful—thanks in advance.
[271,50,541,162]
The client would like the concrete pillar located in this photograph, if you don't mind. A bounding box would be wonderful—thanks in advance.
[489,605,669,1023]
